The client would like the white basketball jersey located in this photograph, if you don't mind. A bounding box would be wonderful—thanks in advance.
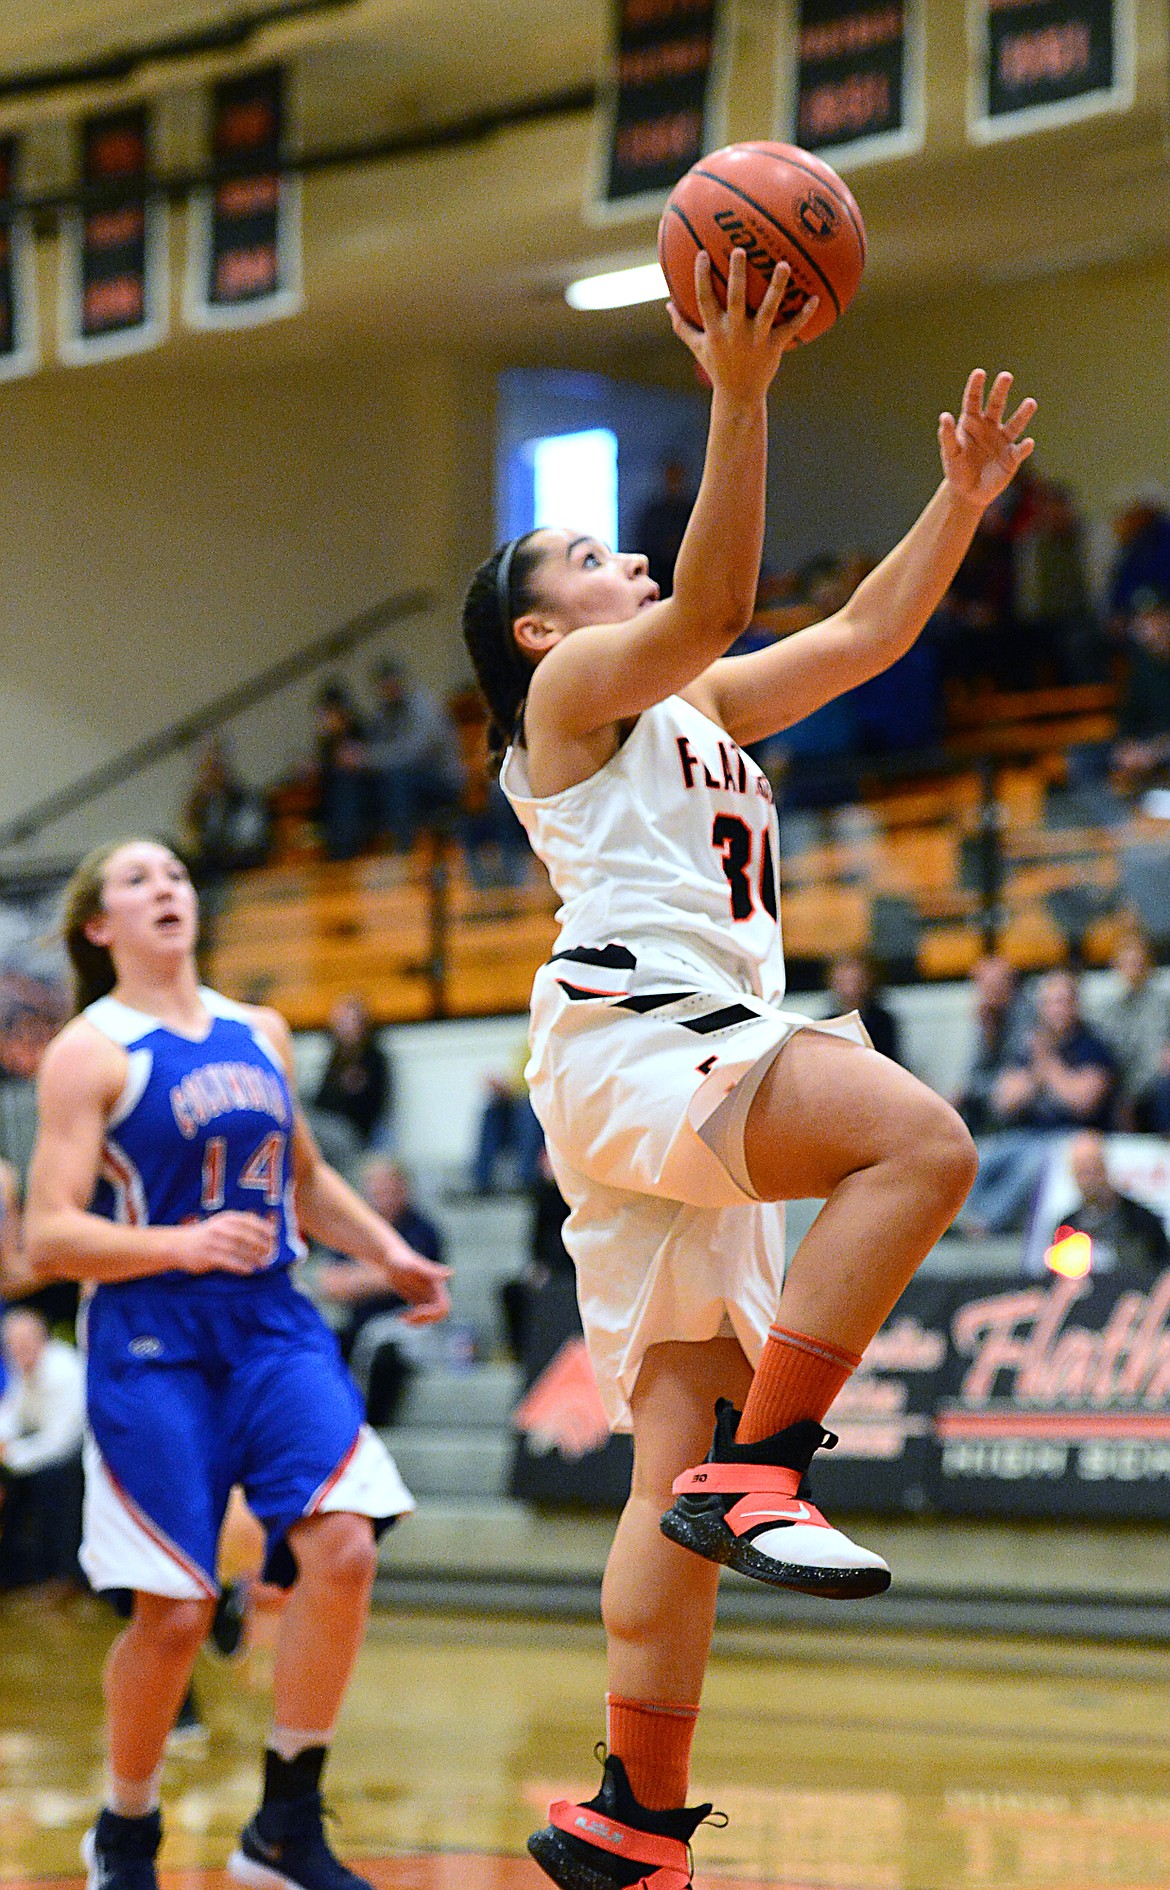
[501,694,786,1001]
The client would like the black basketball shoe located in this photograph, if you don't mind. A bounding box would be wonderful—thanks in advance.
[81,1808,162,1890]
[528,1751,711,1890]
[660,1399,890,1598]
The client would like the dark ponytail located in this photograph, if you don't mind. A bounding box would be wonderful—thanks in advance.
[461,532,543,770]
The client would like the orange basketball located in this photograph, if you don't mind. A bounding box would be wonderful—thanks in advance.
[658,141,866,344]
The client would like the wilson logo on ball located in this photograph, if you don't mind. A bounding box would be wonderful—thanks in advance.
[797,192,839,240]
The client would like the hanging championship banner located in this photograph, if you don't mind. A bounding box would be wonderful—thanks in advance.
[969,0,1133,140]
[59,105,167,365]
[0,138,37,381]
[786,0,922,164]
[185,64,301,329]
[593,0,730,219]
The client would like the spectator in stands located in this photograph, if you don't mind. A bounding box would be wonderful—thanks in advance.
[955,953,1029,1134]
[1011,475,1102,683]
[469,1044,544,1196]
[636,459,696,596]
[499,1145,576,1363]
[463,777,531,889]
[928,493,1017,689]
[851,636,943,756]
[313,678,369,861]
[311,995,393,1158]
[315,1156,446,1425]
[827,953,901,1064]
[0,1307,84,1592]
[1111,587,1170,796]
[365,658,465,852]
[1097,931,1170,1129]
[1107,491,1170,633]
[1055,1130,1170,1280]
[180,737,271,948]
[960,970,1118,1235]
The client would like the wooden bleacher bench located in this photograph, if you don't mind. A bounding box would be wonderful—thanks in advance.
[208,848,558,1028]
[945,680,1119,731]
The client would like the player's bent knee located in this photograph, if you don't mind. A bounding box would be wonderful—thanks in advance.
[912,1098,978,1207]
[296,1511,377,1590]
[136,1595,214,1658]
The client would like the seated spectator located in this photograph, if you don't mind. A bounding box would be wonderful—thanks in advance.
[851,637,942,755]
[960,970,1118,1235]
[1097,931,1170,1129]
[955,954,1029,1134]
[1012,475,1104,684]
[470,1045,544,1196]
[455,706,531,889]
[1051,1131,1170,1281]
[928,494,1016,690]
[1111,588,1170,796]
[499,1146,576,1363]
[1107,491,1170,634]
[314,1156,447,1425]
[366,658,465,851]
[181,736,271,886]
[313,679,369,861]
[828,953,901,1064]
[311,996,393,1156]
[463,776,531,890]
[0,1307,84,1592]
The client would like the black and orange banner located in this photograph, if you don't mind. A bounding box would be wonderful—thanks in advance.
[511,1278,632,1506]
[971,0,1129,138]
[186,64,300,328]
[789,0,920,160]
[0,138,37,380]
[814,1268,1170,1521]
[513,1268,1170,1518]
[596,0,728,216]
[60,105,167,363]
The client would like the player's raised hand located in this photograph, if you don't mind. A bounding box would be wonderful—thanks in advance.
[174,1210,273,1274]
[939,369,1037,507]
[668,250,819,400]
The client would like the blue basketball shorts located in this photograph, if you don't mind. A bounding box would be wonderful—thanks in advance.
[81,1266,412,1599]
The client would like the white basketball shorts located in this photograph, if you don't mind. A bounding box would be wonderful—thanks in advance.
[526,939,868,1432]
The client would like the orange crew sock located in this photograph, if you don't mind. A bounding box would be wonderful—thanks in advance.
[735,1324,861,1445]
[605,1694,700,1811]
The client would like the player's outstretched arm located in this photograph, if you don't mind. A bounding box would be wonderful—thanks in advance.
[703,369,1036,745]
[25,1022,273,1283]
[528,250,817,739]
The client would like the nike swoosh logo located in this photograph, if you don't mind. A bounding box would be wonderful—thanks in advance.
[738,1502,812,1525]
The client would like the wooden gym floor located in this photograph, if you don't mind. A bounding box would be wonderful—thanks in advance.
[4,1591,1170,1889]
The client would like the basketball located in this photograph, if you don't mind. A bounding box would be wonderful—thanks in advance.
[658,141,866,344]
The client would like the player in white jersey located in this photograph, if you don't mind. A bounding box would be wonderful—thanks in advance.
[463,249,1037,1890]
[24,839,450,1890]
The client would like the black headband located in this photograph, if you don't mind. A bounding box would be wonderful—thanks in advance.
[495,535,523,641]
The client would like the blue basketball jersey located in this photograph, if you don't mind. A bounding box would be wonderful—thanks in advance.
[85,987,304,1274]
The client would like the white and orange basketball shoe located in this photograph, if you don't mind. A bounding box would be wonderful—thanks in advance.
[660,1399,891,1599]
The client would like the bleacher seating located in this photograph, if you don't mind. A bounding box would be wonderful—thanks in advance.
[209,847,560,1027]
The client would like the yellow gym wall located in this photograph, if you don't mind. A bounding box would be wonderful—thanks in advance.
[762,248,1170,568]
[0,336,496,853]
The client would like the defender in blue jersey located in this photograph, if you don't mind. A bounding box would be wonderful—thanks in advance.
[25,838,450,1890]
